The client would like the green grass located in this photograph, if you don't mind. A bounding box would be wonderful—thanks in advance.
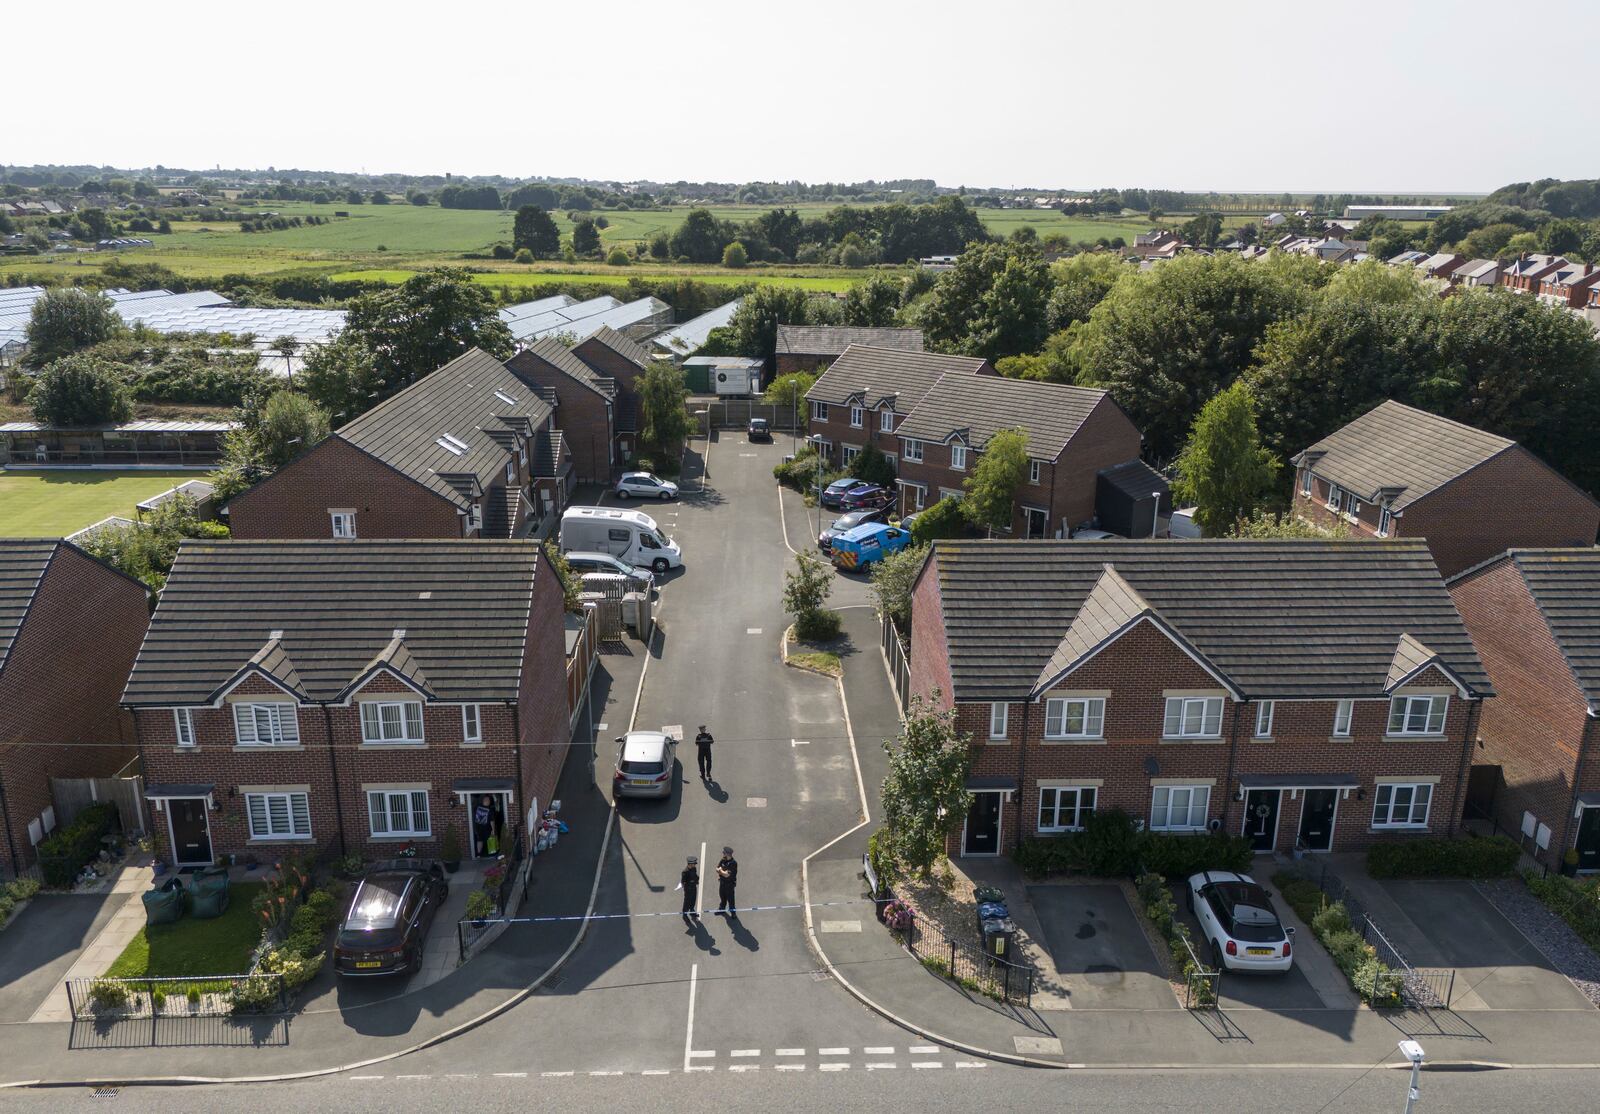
[331,266,857,292]
[105,882,264,979]
[786,650,842,677]
[0,470,197,537]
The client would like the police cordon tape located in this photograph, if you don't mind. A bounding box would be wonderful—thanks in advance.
[465,898,884,925]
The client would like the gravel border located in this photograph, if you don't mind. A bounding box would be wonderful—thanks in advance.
[1476,877,1600,1008]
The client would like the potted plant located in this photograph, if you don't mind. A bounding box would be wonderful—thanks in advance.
[465,890,495,927]
[1563,848,1580,877]
[441,827,462,874]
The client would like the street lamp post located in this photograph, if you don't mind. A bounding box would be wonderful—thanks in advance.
[1399,1040,1425,1114]
[810,435,825,538]
[1151,490,1162,538]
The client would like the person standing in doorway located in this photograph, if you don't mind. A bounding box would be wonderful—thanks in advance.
[716,846,738,916]
[694,725,714,780]
[678,855,700,921]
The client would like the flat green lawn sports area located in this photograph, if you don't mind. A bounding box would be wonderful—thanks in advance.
[0,469,196,537]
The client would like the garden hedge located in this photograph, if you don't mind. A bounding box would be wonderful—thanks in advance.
[1524,870,1600,954]
[1014,810,1252,880]
[1366,835,1520,880]
[36,802,119,887]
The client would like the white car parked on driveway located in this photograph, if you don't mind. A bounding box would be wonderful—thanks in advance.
[1186,870,1294,973]
[614,472,679,501]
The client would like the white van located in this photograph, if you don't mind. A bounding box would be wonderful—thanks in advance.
[559,506,682,573]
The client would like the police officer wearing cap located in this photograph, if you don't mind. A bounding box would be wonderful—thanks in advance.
[715,846,738,916]
[679,855,700,920]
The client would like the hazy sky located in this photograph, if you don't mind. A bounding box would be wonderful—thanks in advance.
[9,0,1598,193]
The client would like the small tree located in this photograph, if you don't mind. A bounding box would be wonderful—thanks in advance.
[854,442,896,488]
[961,428,1029,534]
[1172,380,1278,536]
[1228,510,1348,539]
[869,543,927,632]
[783,551,838,641]
[909,496,968,545]
[638,360,692,454]
[881,695,974,879]
[763,370,817,416]
[512,206,561,258]
[254,391,330,469]
[78,493,229,591]
[572,218,601,256]
[722,241,748,269]
[605,247,631,266]
[25,287,124,368]
[29,354,133,426]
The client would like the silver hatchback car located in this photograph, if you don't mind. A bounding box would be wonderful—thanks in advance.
[612,731,677,799]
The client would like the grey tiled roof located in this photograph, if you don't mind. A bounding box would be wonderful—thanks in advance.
[335,348,550,517]
[1505,549,1600,707]
[1099,458,1171,500]
[530,429,569,479]
[1296,400,1513,510]
[893,374,1111,460]
[776,325,924,357]
[926,538,1489,703]
[123,540,546,706]
[0,540,58,677]
[578,325,652,370]
[513,337,617,399]
[806,345,987,410]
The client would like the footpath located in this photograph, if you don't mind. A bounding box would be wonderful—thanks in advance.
[803,608,1600,1070]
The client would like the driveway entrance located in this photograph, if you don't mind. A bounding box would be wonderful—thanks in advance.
[1026,884,1174,1008]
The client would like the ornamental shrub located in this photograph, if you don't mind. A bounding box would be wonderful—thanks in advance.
[36,802,119,887]
[1366,836,1520,880]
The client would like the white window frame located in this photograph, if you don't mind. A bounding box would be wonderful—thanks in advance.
[1387,694,1447,736]
[1377,506,1394,538]
[1326,483,1343,511]
[330,510,356,539]
[1300,469,1312,497]
[1038,785,1096,834]
[1150,785,1211,831]
[361,700,425,745]
[1162,696,1223,739]
[879,408,894,432]
[1344,491,1362,520]
[899,481,926,511]
[902,438,923,463]
[850,405,864,428]
[1029,459,1041,484]
[505,460,516,483]
[1372,782,1432,829]
[174,708,196,748]
[989,702,1009,740]
[1254,701,1274,738]
[367,789,431,838]
[950,444,968,471]
[233,702,300,747]
[1044,697,1105,740]
[462,703,482,744]
[245,791,311,840]
[1333,699,1354,737]
[468,503,483,531]
[811,401,829,422]
[842,444,861,466]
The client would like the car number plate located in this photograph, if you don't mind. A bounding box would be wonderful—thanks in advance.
[1246,947,1274,956]
[355,960,382,968]
[630,779,654,787]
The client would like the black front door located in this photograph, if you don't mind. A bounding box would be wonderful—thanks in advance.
[1299,789,1338,852]
[1577,808,1600,872]
[963,793,1001,856]
[1244,789,1281,852]
[169,799,212,865]
[1023,507,1048,540]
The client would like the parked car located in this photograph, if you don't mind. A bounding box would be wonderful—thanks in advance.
[831,522,913,571]
[747,418,772,443]
[613,731,678,799]
[840,483,894,512]
[818,508,890,551]
[820,477,865,509]
[333,862,449,977]
[560,506,682,574]
[1070,528,1116,540]
[1186,871,1294,973]
[563,551,654,593]
[614,472,679,501]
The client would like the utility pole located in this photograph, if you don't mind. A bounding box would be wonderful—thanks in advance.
[1399,1040,1425,1114]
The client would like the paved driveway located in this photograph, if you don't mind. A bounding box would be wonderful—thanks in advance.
[1025,885,1174,1009]
[0,893,118,1022]
[1170,883,1327,1010]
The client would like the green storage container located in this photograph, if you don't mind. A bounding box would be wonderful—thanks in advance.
[142,877,185,925]
[189,867,230,919]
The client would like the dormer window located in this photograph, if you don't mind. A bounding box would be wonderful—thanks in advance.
[950,444,968,471]
[879,409,894,432]
[1326,483,1343,511]
[361,700,424,745]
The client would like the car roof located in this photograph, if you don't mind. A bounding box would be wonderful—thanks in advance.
[839,521,899,542]
[346,872,416,930]
[826,476,859,487]
[565,551,626,564]
[621,471,657,480]
[621,731,671,761]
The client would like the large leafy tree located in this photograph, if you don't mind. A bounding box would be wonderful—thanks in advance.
[340,268,513,399]
[77,493,229,591]
[29,353,133,426]
[298,334,385,424]
[1047,253,1126,331]
[841,275,902,326]
[638,360,691,454]
[722,285,815,365]
[868,542,928,631]
[918,241,1051,361]
[960,428,1030,533]
[1172,381,1279,536]
[762,370,817,415]
[669,208,730,263]
[572,218,601,256]
[880,695,974,879]
[507,184,559,211]
[512,206,560,257]
[25,287,124,368]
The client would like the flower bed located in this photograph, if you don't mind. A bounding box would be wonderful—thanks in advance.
[0,877,40,931]
[36,803,119,887]
[1135,873,1213,1006]
[1274,873,1402,1007]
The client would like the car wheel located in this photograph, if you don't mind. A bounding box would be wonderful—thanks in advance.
[653,558,670,574]
[659,491,671,501]
[1211,941,1226,971]
[617,489,630,499]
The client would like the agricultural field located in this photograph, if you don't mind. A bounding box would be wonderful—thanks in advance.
[330,266,861,293]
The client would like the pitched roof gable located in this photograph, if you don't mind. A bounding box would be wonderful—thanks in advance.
[894,374,1112,461]
[338,631,434,701]
[510,337,617,399]
[776,325,925,357]
[1504,549,1600,709]
[576,325,652,370]
[1384,633,1470,694]
[805,345,988,411]
[0,540,61,678]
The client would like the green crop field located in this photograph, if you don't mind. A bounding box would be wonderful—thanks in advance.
[330,266,860,293]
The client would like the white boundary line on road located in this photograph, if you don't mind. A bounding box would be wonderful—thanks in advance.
[683,963,700,1074]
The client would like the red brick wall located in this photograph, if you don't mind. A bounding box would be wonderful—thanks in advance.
[1450,559,1590,853]
[777,355,833,376]
[1042,397,1143,535]
[805,402,903,469]
[508,351,613,482]
[908,554,954,711]
[228,437,465,539]
[0,546,150,877]
[516,560,572,824]
[1294,470,1383,539]
[573,338,644,404]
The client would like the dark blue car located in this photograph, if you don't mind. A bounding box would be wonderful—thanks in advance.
[820,477,866,509]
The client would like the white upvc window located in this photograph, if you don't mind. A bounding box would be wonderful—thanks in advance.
[843,444,860,465]
[1300,469,1313,497]
[1344,491,1362,519]
[506,460,516,483]
[1150,785,1211,831]
[367,789,431,837]
[1029,459,1041,484]
[1377,506,1394,537]
[1163,696,1223,738]
[1372,783,1432,828]
[1038,786,1096,833]
[234,703,300,746]
[850,405,864,428]
[950,444,968,471]
[1388,694,1447,736]
[1254,701,1274,738]
[811,401,829,422]
[902,438,923,463]
[462,703,482,744]
[246,791,311,840]
[468,503,483,531]
[879,409,894,432]
[330,510,356,539]
[361,700,425,745]
[989,702,1009,740]
[1333,699,1355,736]
[174,708,196,747]
[1326,483,1343,511]
[1044,697,1105,739]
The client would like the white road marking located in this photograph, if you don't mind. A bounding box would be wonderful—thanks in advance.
[642,1069,670,1076]
[775,1064,805,1072]
[955,1061,989,1069]
[820,1063,849,1072]
[349,1076,384,1080]
[590,1071,623,1076]
[791,738,810,747]
[866,1062,897,1071]
[739,453,758,458]
[731,1049,760,1058]
[912,1062,944,1069]
[746,627,763,634]
[746,797,768,807]
[396,1075,431,1080]
[688,1050,716,1058]
[663,724,683,740]
[682,962,700,1073]
[541,1071,574,1077]
[818,1047,850,1056]
[728,1065,760,1073]
[775,1048,805,1056]
[596,723,608,732]
[493,1073,527,1078]
[864,1046,895,1055]
[909,1045,940,1054]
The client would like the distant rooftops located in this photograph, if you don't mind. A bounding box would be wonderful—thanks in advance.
[776,325,925,358]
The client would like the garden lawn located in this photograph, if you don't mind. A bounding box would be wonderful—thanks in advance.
[0,470,196,537]
[105,882,265,979]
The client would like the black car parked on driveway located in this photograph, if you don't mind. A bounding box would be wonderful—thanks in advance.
[333,861,448,977]
[747,417,772,442]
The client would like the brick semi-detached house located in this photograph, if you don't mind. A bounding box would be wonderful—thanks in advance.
[908,539,1489,858]
[508,337,628,483]
[228,348,573,540]
[774,325,924,375]
[0,541,150,879]
[125,540,571,868]
[893,372,1151,538]
[805,345,992,470]
[1292,400,1599,578]
[1450,550,1600,872]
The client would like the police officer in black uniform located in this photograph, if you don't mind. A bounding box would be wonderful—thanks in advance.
[716,846,738,916]
[694,725,714,780]
[679,855,700,920]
